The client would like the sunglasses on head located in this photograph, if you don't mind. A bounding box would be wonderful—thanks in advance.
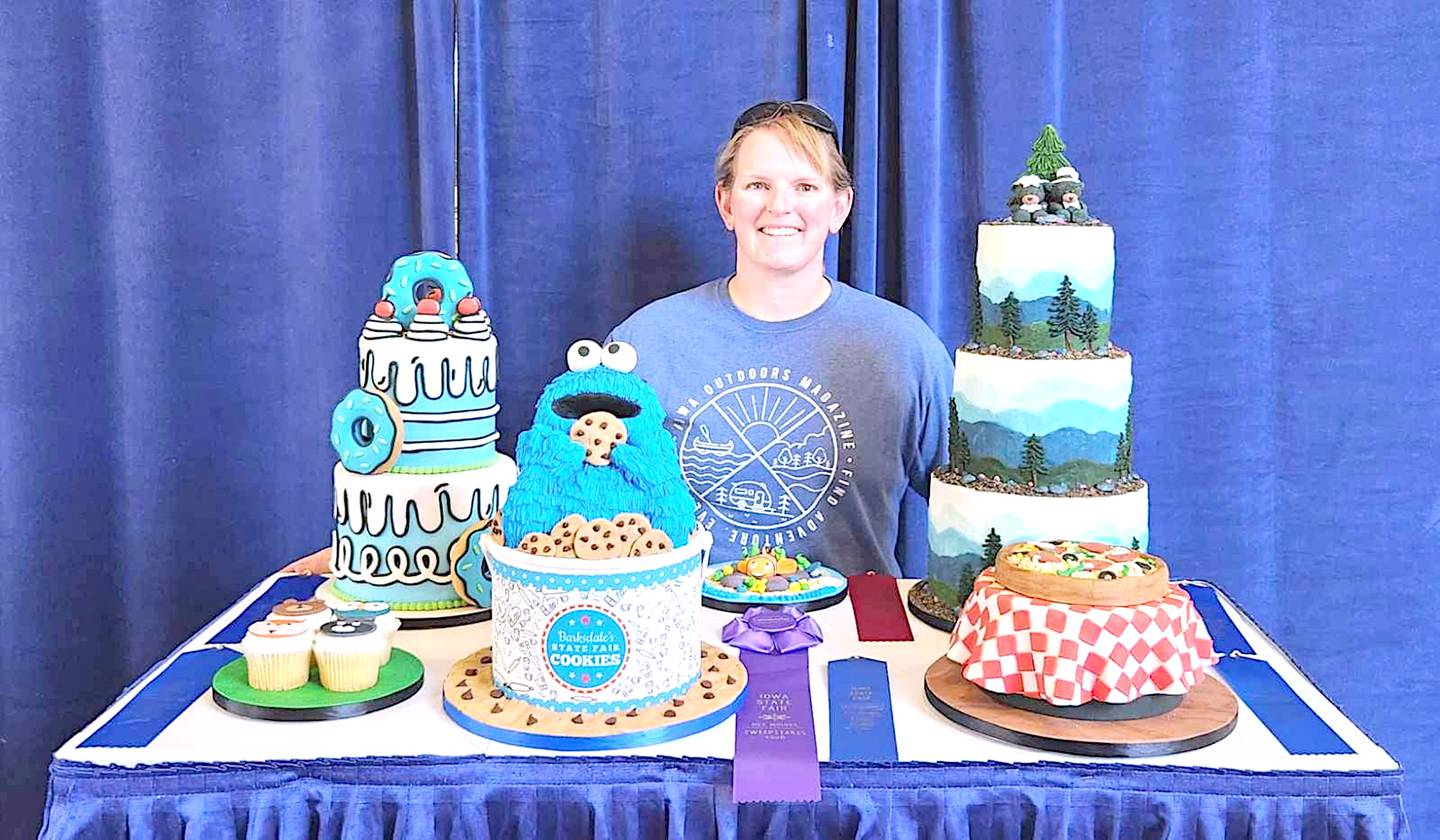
[731,100,839,142]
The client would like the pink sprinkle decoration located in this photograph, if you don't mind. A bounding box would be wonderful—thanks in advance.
[373,300,396,318]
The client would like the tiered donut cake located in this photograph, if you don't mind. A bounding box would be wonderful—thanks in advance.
[915,127,1149,627]
[443,340,746,748]
[327,252,517,611]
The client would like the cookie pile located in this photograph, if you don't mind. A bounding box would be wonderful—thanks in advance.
[517,512,675,560]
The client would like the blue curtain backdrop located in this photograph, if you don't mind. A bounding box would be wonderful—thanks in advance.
[3,0,1438,836]
[0,2,458,834]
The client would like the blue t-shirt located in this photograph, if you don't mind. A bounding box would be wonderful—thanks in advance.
[610,277,954,576]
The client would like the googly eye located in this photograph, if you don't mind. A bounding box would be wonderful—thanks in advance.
[566,339,603,371]
[600,340,638,373]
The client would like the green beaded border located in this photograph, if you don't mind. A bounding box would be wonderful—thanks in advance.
[332,580,466,612]
[389,452,498,475]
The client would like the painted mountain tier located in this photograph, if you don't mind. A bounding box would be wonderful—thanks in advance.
[973,223,1115,354]
[952,348,1131,485]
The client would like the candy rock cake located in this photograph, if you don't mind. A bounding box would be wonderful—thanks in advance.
[917,126,1149,625]
[944,540,1218,720]
[327,252,517,610]
[444,340,746,746]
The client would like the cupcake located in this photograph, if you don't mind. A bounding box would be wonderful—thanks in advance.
[334,601,401,663]
[313,620,386,692]
[240,620,314,691]
[268,597,333,632]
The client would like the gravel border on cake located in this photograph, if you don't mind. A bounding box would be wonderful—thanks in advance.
[960,343,1130,361]
[933,469,1147,498]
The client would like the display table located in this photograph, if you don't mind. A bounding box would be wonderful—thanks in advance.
[42,572,1409,839]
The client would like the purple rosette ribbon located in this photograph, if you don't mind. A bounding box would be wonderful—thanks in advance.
[726,606,823,803]
[721,606,823,655]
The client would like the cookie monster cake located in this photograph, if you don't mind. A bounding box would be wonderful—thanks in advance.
[915,127,1149,629]
[325,252,517,613]
[443,339,747,749]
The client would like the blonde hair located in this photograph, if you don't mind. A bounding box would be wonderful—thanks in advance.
[714,112,853,192]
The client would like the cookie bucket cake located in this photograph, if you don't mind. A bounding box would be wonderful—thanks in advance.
[444,340,745,747]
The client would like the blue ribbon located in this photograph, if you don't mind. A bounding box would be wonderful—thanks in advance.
[1181,582,1352,756]
[826,657,899,761]
[1214,656,1353,755]
[1180,583,1253,655]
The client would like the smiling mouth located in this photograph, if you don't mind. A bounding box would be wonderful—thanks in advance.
[552,393,640,419]
[760,226,802,237]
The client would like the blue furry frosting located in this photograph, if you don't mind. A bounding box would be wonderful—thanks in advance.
[502,345,696,548]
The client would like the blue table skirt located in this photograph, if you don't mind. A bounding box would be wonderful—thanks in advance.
[43,754,1408,840]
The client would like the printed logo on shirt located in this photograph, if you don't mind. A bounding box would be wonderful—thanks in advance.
[669,366,856,548]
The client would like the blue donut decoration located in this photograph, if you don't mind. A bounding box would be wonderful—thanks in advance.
[331,388,403,474]
[449,523,494,607]
[382,251,475,328]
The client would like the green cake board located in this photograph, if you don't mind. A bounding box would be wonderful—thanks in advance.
[212,648,424,721]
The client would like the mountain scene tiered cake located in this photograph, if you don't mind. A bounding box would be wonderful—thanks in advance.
[326,252,517,610]
[914,127,1149,626]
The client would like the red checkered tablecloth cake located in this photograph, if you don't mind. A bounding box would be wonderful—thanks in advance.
[947,569,1219,706]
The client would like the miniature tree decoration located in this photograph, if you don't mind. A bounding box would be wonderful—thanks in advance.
[1022,435,1048,486]
[947,399,970,473]
[1131,537,1141,550]
[1078,304,1100,351]
[982,528,1004,565]
[1047,276,1081,351]
[1000,292,1023,347]
[1114,400,1135,476]
[969,273,984,342]
[1025,124,1073,181]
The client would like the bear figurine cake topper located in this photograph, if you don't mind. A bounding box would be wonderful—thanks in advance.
[500,339,696,556]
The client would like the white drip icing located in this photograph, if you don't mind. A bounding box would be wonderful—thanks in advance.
[358,328,497,405]
[331,458,517,538]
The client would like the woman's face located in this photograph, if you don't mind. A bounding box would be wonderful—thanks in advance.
[716,127,853,278]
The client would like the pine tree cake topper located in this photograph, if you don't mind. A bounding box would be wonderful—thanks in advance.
[1025,124,1072,180]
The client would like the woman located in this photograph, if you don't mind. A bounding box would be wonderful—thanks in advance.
[608,101,953,577]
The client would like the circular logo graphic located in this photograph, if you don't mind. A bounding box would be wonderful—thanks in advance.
[542,606,628,692]
[679,381,841,530]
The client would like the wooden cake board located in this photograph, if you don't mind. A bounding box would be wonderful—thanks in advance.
[315,578,491,629]
[211,648,425,722]
[923,656,1238,757]
[443,644,748,751]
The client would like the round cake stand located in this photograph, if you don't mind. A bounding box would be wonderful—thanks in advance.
[211,648,424,722]
[922,655,1238,758]
[906,580,959,632]
[443,644,748,751]
[315,578,491,629]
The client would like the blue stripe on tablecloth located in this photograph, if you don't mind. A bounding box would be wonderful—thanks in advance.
[205,575,322,644]
[1215,655,1354,755]
[1181,583,1254,655]
[79,648,240,748]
